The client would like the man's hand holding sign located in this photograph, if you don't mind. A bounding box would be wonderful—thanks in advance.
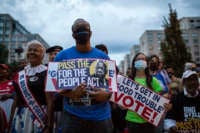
[59,83,87,99]
[50,18,115,133]
[88,88,112,102]
[46,59,117,105]
[59,84,112,103]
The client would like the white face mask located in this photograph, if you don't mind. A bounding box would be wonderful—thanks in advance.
[134,60,147,70]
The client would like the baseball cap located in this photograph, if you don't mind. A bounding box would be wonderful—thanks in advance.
[182,70,197,79]
[46,45,63,53]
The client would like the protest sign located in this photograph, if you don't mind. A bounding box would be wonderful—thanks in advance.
[0,81,15,96]
[110,75,170,126]
[46,58,117,92]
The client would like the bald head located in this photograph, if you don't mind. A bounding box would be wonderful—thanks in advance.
[71,18,92,46]
[72,18,90,32]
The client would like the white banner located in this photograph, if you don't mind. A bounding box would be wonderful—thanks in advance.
[110,75,170,126]
[46,58,117,92]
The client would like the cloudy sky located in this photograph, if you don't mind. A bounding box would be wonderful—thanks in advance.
[1,0,200,64]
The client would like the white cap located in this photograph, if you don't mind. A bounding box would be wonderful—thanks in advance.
[182,70,197,79]
[184,62,193,71]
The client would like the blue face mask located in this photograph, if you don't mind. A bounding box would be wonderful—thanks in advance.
[134,60,147,70]
[75,31,90,45]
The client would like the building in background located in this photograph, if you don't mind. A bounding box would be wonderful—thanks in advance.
[180,17,200,30]
[130,45,140,63]
[139,17,200,64]
[180,17,200,64]
[123,54,130,74]
[118,60,124,74]
[140,30,164,57]
[119,17,200,73]
[118,44,140,74]
[0,14,50,63]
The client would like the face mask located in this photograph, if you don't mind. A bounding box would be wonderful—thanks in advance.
[134,60,147,70]
[75,31,90,45]
[191,67,197,72]
[168,72,174,78]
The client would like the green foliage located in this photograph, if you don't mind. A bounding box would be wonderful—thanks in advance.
[0,44,9,64]
[161,4,191,77]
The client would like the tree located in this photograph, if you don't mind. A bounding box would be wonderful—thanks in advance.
[0,44,9,64]
[161,4,191,77]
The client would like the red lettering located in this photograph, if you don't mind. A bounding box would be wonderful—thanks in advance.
[134,100,144,112]
[122,95,134,108]
[141,106,153,121]
[151,112,158,124]
[114,92,124,102]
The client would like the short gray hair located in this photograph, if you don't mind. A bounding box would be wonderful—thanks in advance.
[27,40,46,55]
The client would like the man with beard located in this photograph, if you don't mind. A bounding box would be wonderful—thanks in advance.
[54,18,113,133]
[164,70,200,133]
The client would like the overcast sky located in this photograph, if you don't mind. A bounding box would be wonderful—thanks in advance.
[1,0,200,64]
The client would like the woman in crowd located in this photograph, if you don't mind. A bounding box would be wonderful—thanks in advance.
[10,40,54,133]
[0,64,16,132]
[125,52,163,133]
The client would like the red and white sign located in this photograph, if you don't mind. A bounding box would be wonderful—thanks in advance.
[110,75,169,126]
[0,81,15,96]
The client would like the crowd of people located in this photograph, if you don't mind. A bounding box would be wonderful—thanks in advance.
[0,18,200,133]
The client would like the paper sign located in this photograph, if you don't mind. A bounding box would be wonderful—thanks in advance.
[0,81,15,96]
[46,58,117,92]
[110,75,170,126]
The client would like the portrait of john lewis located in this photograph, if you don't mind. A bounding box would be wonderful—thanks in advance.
[91,60,109,88]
